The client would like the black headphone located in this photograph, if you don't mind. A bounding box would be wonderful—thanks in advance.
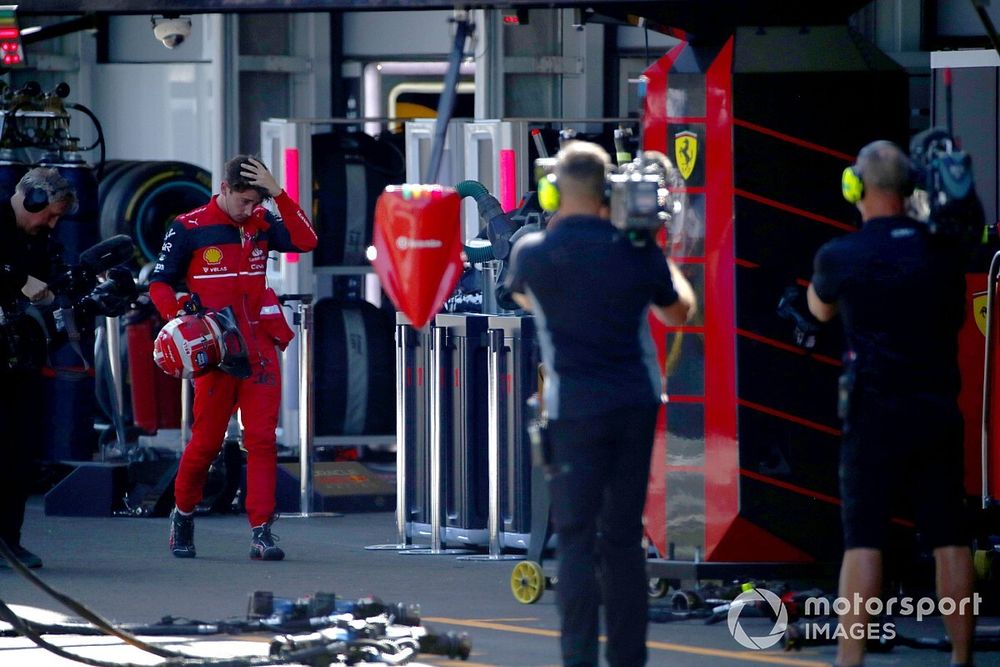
[23,187,49,213]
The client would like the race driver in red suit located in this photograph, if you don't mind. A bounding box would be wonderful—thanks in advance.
[149,155,317,561]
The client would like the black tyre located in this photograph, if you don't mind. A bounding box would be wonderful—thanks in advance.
[99,160,212,262]
[313,297,396,436]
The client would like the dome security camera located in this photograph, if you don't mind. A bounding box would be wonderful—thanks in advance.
[151,15,192,49]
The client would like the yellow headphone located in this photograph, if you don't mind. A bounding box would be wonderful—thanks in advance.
[536,171,612,212]
[537,173,560,212]
[841,164,864,204]
[841,141,917,205]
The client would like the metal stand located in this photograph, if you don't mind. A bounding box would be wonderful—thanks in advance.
[481,260,501,315]
[367,323,415,550]
[102,315,129,460]
[403,326,473,555]
[180,377,192,448]
[459,328,522,561]
[280,295,340,518]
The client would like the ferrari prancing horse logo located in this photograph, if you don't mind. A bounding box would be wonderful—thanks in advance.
[674,130,698,181]
[974,292,988,337]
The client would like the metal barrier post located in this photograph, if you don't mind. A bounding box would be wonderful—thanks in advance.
[281,295,339,519]
[298,298,315,514]
[103,315,128,459]
[180,378,192,448]
[403,325,472,555]
[367,323,414,550]
[459,327,521,561]
[481,260,501,315]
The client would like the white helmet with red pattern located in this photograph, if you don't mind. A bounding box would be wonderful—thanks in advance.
[153,308,251,379]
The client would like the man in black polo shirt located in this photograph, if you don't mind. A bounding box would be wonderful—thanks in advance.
[506,140,695,667]
[808,140,974,667]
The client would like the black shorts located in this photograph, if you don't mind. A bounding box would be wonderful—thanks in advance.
[840,387,968,550]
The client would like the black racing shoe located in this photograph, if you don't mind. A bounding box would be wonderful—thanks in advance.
[249,521,284,561]
[0,544,43,569]
[169,509,196,558]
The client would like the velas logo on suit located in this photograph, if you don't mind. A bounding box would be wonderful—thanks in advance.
[251,246,265,259]
[203,247,223,264]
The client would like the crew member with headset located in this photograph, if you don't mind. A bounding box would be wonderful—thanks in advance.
[808,140,975,667]
[0,168,78,570]
[150,155,317,561]
[506,140,695,666]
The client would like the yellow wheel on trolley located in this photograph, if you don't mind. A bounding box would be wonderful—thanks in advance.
[511,560,546,604]
[974,549,998,583]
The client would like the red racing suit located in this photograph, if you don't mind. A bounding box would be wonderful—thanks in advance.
[149,191,317,526]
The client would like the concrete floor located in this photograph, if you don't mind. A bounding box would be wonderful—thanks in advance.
[1,495,998,666]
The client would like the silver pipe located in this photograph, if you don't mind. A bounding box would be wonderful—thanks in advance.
[401,322,473,557]
[485,327,503,555]
[429,325,446,551]
[180,378,192,447]
[366,323,413,550]
[298,298,315,516]
[394,324,409,544]
[481,260,500,315]
[457,327,520,562]
[104,315,126,455]
[982,251,1000,509]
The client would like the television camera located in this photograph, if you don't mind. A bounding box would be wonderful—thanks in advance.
[908,126,985,242]
[1,234,137,371]
[607,150,685,247]
[534,148,684,248]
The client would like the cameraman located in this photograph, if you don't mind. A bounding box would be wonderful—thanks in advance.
[0,167,77,569]
[506,141,694,666]
[807,140,974,667]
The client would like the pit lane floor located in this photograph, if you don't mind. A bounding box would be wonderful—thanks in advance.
[2,496,997,666]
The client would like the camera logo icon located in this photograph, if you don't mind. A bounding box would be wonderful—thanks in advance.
[726,587,788,650]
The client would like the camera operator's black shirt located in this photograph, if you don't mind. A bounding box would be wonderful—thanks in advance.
[811,215,965,396]
[505,215,679,420]
[0,200,50,313]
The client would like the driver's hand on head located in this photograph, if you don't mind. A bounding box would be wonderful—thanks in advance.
[240,157,281,197]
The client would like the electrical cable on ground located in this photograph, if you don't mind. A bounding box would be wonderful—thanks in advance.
[0,538,280,666]
[0,537,180,658]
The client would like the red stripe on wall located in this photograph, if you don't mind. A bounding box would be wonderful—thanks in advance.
[667,394,706,403]
[736,188,856,232]
[641,41,687,559]
[702,36,739,559]
[811,353,842,367]
[740,468,842,506]
[739,469,915,528]
[736,328,806,356]
[736,328,843,367]
[738,398,842,437]
[733,118,855,162]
